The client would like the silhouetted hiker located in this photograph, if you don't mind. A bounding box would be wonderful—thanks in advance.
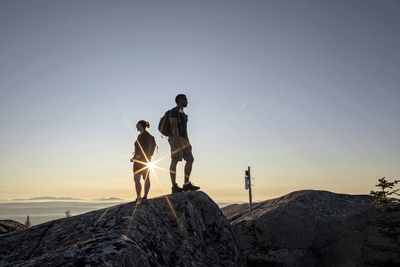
[168,94,199,193]
[130,120,156,202]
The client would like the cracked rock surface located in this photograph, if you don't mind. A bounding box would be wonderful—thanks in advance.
[0,220,27,235]
[222,190,393,266]
[0,191,243,267]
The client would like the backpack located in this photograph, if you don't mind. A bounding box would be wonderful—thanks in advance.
[158,110,171,137]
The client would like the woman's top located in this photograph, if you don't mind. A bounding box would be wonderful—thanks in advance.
[134,131,156,162]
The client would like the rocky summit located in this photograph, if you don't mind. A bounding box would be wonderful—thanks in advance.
[1,189,398,266]
[0,191,242,267]
[222,190,398,266]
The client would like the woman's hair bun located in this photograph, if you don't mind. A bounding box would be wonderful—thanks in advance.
[137,120,150,129]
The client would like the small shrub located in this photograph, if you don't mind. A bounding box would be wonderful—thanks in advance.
[366,177,400,265]
[65,209,72,218]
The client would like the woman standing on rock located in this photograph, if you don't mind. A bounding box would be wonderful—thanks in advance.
[130,120,156,202]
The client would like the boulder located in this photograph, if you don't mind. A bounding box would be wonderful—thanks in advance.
[222,190,398,266]
[0,191,243,266]
[0,220,27,235]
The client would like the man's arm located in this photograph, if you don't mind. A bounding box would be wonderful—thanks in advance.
[185,132,190,145]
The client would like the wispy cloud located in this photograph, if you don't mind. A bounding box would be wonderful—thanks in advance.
[11,196,83,201]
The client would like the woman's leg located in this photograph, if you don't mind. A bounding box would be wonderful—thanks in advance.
[134,172,142,200]
[143,169,151,199]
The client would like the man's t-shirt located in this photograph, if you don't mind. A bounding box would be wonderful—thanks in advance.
[169,107,188,138]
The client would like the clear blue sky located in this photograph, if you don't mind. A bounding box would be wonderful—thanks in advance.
[1,0,399,201]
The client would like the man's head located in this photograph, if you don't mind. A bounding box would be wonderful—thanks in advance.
[175,94,188,108]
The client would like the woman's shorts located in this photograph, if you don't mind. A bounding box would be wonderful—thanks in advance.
[133,161,148,175]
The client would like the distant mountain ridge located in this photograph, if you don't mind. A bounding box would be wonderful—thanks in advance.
[94,197,124,201]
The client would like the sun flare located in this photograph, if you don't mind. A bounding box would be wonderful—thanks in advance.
[146,161,155,171]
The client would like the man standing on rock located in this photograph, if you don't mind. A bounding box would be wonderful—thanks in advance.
[169,94,200,193]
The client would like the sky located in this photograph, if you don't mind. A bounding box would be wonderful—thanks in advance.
[1,0,399,202]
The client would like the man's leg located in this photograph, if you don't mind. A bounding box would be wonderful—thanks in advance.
[182,148,199,191]
[170,158,178,185]
[184,159,194,183]
[170,159,184,193]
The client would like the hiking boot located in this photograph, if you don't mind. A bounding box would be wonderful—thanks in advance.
[172,183,183,194]
[183,182,200,191]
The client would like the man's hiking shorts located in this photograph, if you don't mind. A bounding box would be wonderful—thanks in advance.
[168,137,194,162]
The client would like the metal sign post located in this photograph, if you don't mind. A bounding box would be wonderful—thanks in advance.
[245,166,253,211]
